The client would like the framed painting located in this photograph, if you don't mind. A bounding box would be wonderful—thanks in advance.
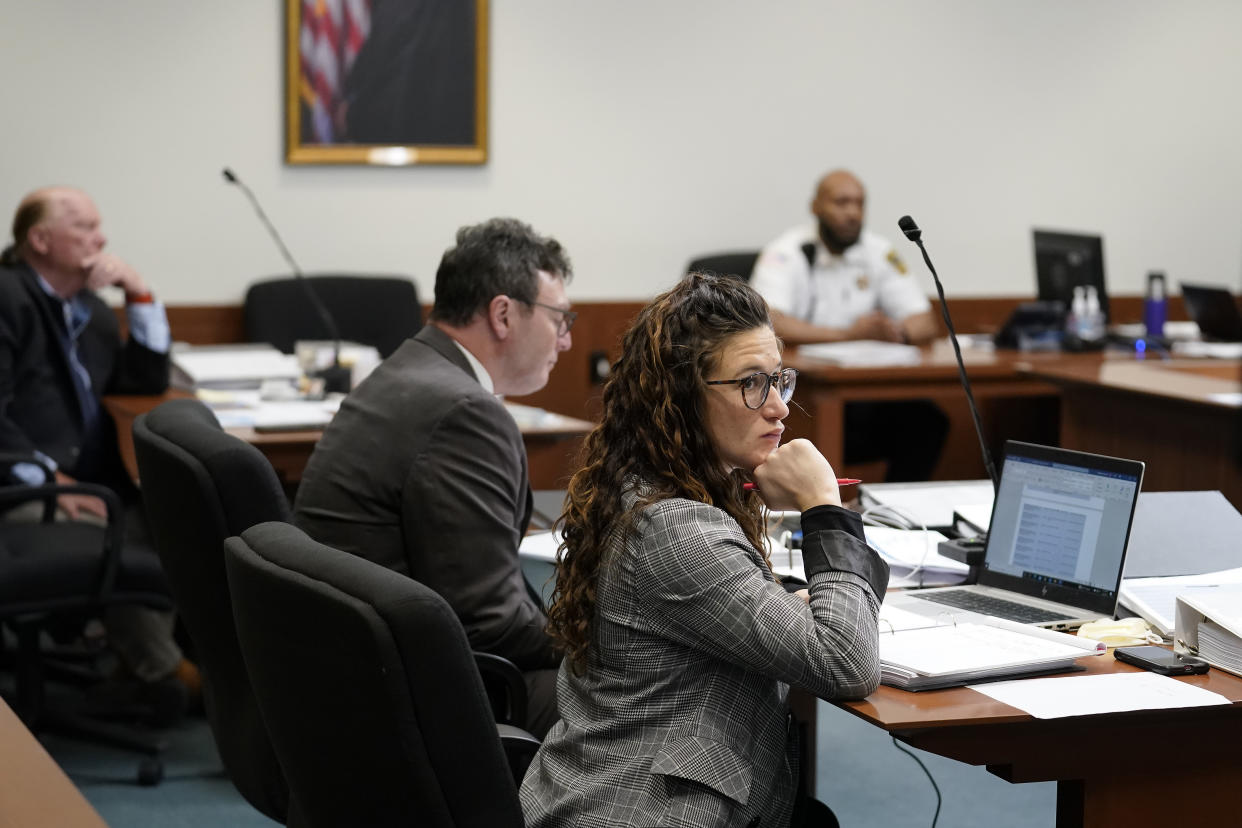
[286,0,489,165]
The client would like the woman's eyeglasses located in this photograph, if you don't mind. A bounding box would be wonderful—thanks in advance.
[705,367,798,410]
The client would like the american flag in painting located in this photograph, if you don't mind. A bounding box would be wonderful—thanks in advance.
[299,0,371,143]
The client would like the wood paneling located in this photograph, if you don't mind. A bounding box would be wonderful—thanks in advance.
[1023,359,1242,508]
[119,294,1197,483]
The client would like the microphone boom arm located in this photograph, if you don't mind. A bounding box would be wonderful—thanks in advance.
[900,216,999,490]
[222,168,347,390]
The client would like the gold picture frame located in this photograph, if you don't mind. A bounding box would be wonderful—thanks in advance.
[285,0,488,165]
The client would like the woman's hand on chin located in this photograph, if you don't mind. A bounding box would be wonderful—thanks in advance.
[751,439,841,511]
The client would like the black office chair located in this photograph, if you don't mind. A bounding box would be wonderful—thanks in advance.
[243,274,422,359]
[225,521,536,828]
[131,398,291,822]
[686,250,760,282]
[0,453,172,783]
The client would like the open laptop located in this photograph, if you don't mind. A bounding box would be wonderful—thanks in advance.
[1180,282,1242,342]
[885,441,1144,630]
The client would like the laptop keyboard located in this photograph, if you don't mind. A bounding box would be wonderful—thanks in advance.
[915,590,1076,624]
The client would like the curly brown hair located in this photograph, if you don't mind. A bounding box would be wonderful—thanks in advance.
[546,272,777,671]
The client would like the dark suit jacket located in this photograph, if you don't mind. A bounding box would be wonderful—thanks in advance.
[342,0,476,145]
[293,325,558,670]
[0,261,168,492]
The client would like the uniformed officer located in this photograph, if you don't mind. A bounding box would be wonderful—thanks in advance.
[751,169,938,345]
[750,169,948,482]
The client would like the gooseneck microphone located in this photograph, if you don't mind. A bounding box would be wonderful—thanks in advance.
[221,167,351,394]
[898,215,998,490]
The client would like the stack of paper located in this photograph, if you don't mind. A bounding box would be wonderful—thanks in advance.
[171,344,301,390]
[1199,622,1242,674]
[1175,586,1242,676]
[796,340,922,367]
[199,391,343,432]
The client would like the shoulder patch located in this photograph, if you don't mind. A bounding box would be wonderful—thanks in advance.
[886,249,908,275]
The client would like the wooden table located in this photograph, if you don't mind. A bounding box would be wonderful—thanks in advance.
[104,393,594,491]
[839,652,1242,827]
[0,696,109,827]
[1020,357,1242,508]
[782,343,1106,478]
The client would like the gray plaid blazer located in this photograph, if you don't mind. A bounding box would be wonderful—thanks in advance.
[520,494,887,828]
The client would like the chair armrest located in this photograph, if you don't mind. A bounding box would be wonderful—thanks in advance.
[474,651,529,729]
[496,722,541,784]
[0,482,126,599]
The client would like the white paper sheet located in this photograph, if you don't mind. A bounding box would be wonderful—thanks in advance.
[969,671,1231,719]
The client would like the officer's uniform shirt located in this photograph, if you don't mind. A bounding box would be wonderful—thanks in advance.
[750,224,929,329]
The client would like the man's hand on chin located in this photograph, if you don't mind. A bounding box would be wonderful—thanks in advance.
[85,252,146,295]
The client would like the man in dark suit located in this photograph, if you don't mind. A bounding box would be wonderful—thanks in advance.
[338,0,477,145]
[0,187,198,718]
[294,218,573,737]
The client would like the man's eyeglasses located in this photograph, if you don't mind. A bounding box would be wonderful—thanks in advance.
[705,367,798,410]
[526,300,577,336]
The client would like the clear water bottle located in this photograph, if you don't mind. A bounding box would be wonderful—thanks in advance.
[1144,271,1167,338]
[1066,285,1086,341]
[1082,285,1105,342]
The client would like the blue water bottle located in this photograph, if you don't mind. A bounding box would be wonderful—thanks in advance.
[1143,271,1167,338]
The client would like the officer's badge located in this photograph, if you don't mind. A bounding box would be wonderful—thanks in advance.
[887,250,909,275]
[856,274,870,291]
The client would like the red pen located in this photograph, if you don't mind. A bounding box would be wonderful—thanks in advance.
[743,479,860,491]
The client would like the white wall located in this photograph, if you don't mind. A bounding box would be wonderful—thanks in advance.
[2,0,1240,304]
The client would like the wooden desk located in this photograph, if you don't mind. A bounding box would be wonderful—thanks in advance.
[839,653,1242,827]
[782,343,1102,477]
[1020,358,1242,508]
[0,696,109,827]
[104,393,594,491]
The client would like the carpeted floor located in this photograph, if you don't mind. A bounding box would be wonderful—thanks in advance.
[36,697,1054,828]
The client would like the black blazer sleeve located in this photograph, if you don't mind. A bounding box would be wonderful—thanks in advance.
[79,294,169,396]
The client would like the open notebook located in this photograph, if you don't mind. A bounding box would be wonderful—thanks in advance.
[877,605,1105,690]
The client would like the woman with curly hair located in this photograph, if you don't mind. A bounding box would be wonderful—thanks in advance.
[520,273,888,828]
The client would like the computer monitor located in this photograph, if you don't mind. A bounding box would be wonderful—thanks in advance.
[1032,230,1109,322]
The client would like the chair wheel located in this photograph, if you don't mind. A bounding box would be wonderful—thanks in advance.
[137,758,164,786]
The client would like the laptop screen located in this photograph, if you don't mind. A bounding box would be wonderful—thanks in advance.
[1180,283,1242,342]
[980,442,1144,614]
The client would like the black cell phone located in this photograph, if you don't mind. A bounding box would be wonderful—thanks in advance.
[1114,645,1210,676]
